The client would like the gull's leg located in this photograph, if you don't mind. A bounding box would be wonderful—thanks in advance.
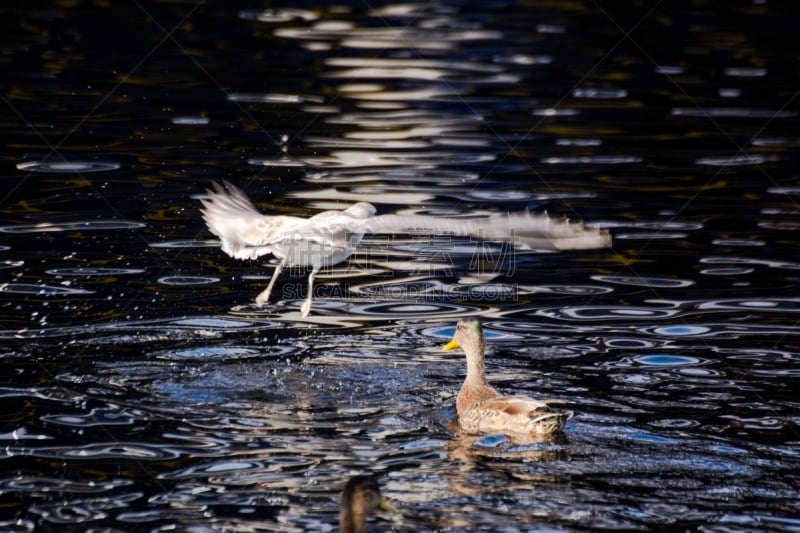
[300,265,320,317]
[255,260,285,306]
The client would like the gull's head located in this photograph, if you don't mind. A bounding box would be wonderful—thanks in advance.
[344,202,377,220]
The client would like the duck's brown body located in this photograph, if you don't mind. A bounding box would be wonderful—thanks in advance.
[444,319,572,439]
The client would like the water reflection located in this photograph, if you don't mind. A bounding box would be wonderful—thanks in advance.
[0,220,146,233]
[2,0,800,530]
[0,283,94,296]
[16,161,121,173]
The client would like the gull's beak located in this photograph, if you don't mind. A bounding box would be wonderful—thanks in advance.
[379,498,397,513]
[442,338,460,351]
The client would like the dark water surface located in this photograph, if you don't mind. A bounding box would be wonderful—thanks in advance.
[1,1,799,531]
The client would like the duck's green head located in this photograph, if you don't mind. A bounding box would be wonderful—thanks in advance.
[442,318,483,351]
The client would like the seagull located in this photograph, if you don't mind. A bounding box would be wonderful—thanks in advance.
[200,181,611,317]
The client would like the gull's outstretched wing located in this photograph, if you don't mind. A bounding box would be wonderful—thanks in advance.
[359,211,611,250]
[200,181,303,260]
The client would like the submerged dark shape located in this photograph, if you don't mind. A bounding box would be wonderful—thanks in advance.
[339,475,395,533]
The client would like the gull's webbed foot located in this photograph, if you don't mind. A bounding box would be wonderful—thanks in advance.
[255,288,271,307]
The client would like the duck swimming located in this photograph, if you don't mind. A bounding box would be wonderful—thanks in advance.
[339,475,395,533]
[443,318,572,439]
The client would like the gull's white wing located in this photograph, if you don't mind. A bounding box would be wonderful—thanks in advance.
[359,211,611,250]
[200,181,303,260]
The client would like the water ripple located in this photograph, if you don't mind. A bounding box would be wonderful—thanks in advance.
[517,284,613,296]
[302,149,496,169]
[348,301,484,319]
[0,283,94,296]
[649,419,702,429]
[696,154,770,166]
[29,502,109,524]
[227,92,324,104]
[494,53,552,65]
[1,259,24,269]
[572,88,628,99]
[247,156,308,168]
[655,65,684,74]
[711,239,765,247]
[671,108,795,119]
[46,267,145,276]
[555,138,602,146]
[532,108,580,117]
[157,275,220,286]
[0,220,146,233]
[151,345,292,362]
[29,492,141,525]
[325,58,504,78]
[273,23,501,52]
[16,160,121,173]
[0,316,278,340]
[537,306,679,321]
[305,168,481,184]
[158,460,268,481]
[170,116,210,125]
[724,67,768,77]
[239,8,318,23]
[615,232,687,240]
[632,354,703,367]
[698,298,800,312]
[651,325,713,337]
[0,475,133,494]
[759,220,800,231]
[0,426,51,441]
[604,338,659,349]
[700,256,800,270]
[149,240,219,248]
[40,408,137,427]
[640,323,800,338]
[767,186,800,196]
[591,275,694,288]
[540,155,643,165]
[7,443,180,460]
[633,221,703,231]
[723,348,800,363]
[0,387,83,403]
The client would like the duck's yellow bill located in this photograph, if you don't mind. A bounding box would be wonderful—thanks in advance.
[379,498,397,513]
[442,338,460,351]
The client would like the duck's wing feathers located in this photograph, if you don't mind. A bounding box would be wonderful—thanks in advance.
[200,181,303,260]
[358,212,611,250]
[460,395,572,438]
[482,395,560,417]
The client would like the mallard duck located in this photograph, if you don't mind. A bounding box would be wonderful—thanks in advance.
[200,181,610,317]
[443,318,572,439]
[339,475,395,533]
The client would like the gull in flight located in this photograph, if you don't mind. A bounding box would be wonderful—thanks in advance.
[200,181,611,317]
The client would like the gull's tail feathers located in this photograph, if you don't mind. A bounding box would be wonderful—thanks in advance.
[363,211,611,251]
